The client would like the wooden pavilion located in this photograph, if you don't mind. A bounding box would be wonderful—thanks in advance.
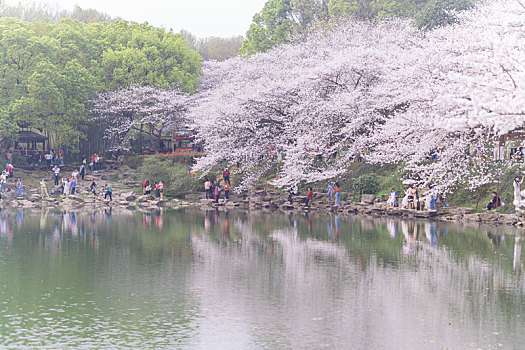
[14,131,48,154]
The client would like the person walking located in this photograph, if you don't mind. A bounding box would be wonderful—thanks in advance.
[333,182,341,207]
[223,168,230,185]
[40,178,48,199]
[16,178,23,196]
[104,184,112,201]
[205,179,211,199]
[327,182,334,201]
[224,182,231,201]
[52,165,61,186]
[305,187,313,207]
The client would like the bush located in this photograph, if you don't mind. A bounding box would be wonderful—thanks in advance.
[351,174,379,201]
[138,157,204,197]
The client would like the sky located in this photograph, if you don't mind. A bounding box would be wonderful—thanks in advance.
[5,0,268,38]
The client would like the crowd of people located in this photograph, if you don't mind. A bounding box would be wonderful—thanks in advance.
[142,180,164,199]
[203,168,231,204]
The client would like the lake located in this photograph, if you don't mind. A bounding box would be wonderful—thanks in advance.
[0,208,524,349]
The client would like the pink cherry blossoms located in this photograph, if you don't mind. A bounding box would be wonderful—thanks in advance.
[190,0,525,192]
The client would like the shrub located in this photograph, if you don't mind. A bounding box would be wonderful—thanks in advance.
[351,174,379,201]
[138,157,204,197]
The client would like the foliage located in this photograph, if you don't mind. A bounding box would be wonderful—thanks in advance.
[415,0,473,30]
[351,174,379,199]
[241,0,475,54]
[198,36,243,61]
[138,157,203,196]
[240,0,329,55]
[192,0,525,197]
[0,16,201,153]
[91,85,190,152]
[0,3,115,24]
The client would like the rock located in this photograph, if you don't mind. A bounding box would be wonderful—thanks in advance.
[137,195,154,202]
[463,213,481,222]
[455,207,473,215]
[185,194,202,201]
[100,174,113,181]
[200,199,214,206]
[125,194,136,202]
[480,213,499,222]
[361,194,376,204]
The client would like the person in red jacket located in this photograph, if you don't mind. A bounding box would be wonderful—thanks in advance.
[305,187,313,207]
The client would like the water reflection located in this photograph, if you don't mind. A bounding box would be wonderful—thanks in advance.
[0,209,524,349]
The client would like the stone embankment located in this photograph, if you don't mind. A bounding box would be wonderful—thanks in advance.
[199,186,525,227]
[0,163,194,212]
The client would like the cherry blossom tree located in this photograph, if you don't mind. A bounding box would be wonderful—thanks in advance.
[192,0,525,193]
[92,85,190,152]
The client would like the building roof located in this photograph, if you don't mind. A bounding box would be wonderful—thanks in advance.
[17,131,48,142]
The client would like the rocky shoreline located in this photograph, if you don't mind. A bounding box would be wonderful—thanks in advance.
[197,186,525,228]
[4,167,525,228]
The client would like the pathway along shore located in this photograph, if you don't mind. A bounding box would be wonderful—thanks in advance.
[3,163,525,228]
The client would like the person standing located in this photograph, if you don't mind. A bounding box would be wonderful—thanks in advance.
[40,179,48,199]
[16,178,23,196]
[104,184,112,201]
[205,180,211,199]
[0,171,7,193]
[52,165,60,186]
[514,176,524,210]
[79,164,85,181]
[63,177,70,196]
[305,187,313,207]
[429,186,438,211]
[333,182,342,207]
[213,181,221,203]
[6,163,14,178]
[327,182,334,201]
[44,152,53,167]
[70,177,77,195]
[224,182,231,201]
[91,154,96,172]
[414,184,421,210]
[223,168,230,185]
[159,181,164,199]
[154,181,160,198]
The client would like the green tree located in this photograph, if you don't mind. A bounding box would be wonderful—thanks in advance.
[240,0,329,55]
[199,36,243,61]
[0,16,201,153]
